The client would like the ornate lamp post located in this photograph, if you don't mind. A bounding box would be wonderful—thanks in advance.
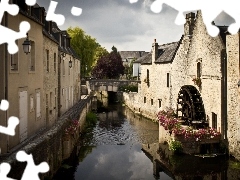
[69,59,72,68]
[22,33,31,54]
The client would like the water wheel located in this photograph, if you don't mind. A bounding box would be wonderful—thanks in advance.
[177,85,206,126]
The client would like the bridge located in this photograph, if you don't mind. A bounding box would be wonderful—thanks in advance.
[86,79,140,92]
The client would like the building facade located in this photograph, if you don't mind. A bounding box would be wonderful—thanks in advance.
[0,1,81,154]
[128,11,240,160]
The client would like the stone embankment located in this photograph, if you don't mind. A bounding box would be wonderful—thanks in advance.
[121,92,158,122]
[0,95,96,179]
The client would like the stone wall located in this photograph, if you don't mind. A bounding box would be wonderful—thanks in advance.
[43,35,59,128]
[122,11,240,160]
[226,33,240,160]
[2,96,95,179]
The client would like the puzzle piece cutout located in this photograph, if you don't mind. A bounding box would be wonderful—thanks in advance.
[0,21,30,54]
[25,0,36,6]
[130,0,240,37]
[0,0,31,54]
[0,100,9,111]
[0,163,16,180]
[46,0,82,26]
[16,151,49,180]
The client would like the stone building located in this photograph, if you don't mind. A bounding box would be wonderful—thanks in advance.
[51,26,81,116]
[0,1,46,153]
[43,19,59,128]
[0,1,81,154]
[126,11,240,160]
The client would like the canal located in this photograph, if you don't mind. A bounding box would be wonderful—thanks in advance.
[52,104,240,180]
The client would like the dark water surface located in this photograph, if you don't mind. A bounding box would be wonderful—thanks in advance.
[53,105,240,180]
[53,105,164,180]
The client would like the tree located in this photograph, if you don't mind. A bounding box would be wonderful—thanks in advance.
[92,46,125,79]
[67,27,107,77]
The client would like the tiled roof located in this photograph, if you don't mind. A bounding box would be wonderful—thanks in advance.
[138,41,181,65]
[155,41,180,63]
[43,29,58,44]
[133,53,150,63]
[119,51,148,60]
[139,53,152,64]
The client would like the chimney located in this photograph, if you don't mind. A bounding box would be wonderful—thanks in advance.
[152,39,158,61]
[184,12,195,37]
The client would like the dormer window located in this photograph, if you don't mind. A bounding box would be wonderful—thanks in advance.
[59,34,62,47]
[48,21,52,33]
[158,49,164,57]
[64,38,66,48]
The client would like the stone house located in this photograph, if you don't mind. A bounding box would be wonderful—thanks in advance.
[51,25,81,116]
[0,1,46,153]
[43,19,59,128]
[126,11,240,159]
[0,1,81,154]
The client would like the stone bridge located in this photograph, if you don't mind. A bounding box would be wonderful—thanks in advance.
[86,79,140,92]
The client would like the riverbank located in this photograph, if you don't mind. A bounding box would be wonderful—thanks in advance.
[0,95,96,179]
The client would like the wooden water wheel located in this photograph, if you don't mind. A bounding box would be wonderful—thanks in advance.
[177,85,206,126]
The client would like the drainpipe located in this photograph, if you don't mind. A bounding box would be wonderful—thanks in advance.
[221,49,227,141]
[4,12,9,152]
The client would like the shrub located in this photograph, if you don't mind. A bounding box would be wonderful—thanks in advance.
[86,111,97,125]
[169,140,183,154]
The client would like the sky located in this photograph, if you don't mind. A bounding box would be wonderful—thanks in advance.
[37,0,235,52]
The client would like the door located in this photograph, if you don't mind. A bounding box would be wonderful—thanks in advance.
[19,91,28,142]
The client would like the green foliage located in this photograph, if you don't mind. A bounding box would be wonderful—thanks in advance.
[169,140,183,154]
[67,27,108,77]
[230,161,240,170]
[118,85,138,92]
[86,111,98,126]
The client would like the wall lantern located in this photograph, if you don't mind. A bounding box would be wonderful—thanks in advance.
[69,59,72,68]
[22,33,31,54]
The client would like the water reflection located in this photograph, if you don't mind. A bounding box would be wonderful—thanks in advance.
[53,105,160,179]
[75,144,155,180]
[142,143,240,180]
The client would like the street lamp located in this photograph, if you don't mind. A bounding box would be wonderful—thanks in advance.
[69,59,72,68]
[22,33,31,54]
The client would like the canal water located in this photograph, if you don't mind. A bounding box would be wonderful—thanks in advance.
[53,104,240,180]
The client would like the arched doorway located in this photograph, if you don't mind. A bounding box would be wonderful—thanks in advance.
[177,85,207,127]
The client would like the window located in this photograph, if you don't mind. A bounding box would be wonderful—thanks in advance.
[46,49,49,72]
[158,99,161,108]
[50,92,53,109]
[55,88,57,109]
[59,34,62,47]
[36,91,41,118]
[10,53,18,71]
[68,57,71,75]
[54,53,56,72]
[144,97,146,103]
[212,112,217,129]
[151,99,153,106]
[29,41,35,71]
[147,69,149,86]
[62,60,65,75]
[197,62,201,78]
[167,73,170,87]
